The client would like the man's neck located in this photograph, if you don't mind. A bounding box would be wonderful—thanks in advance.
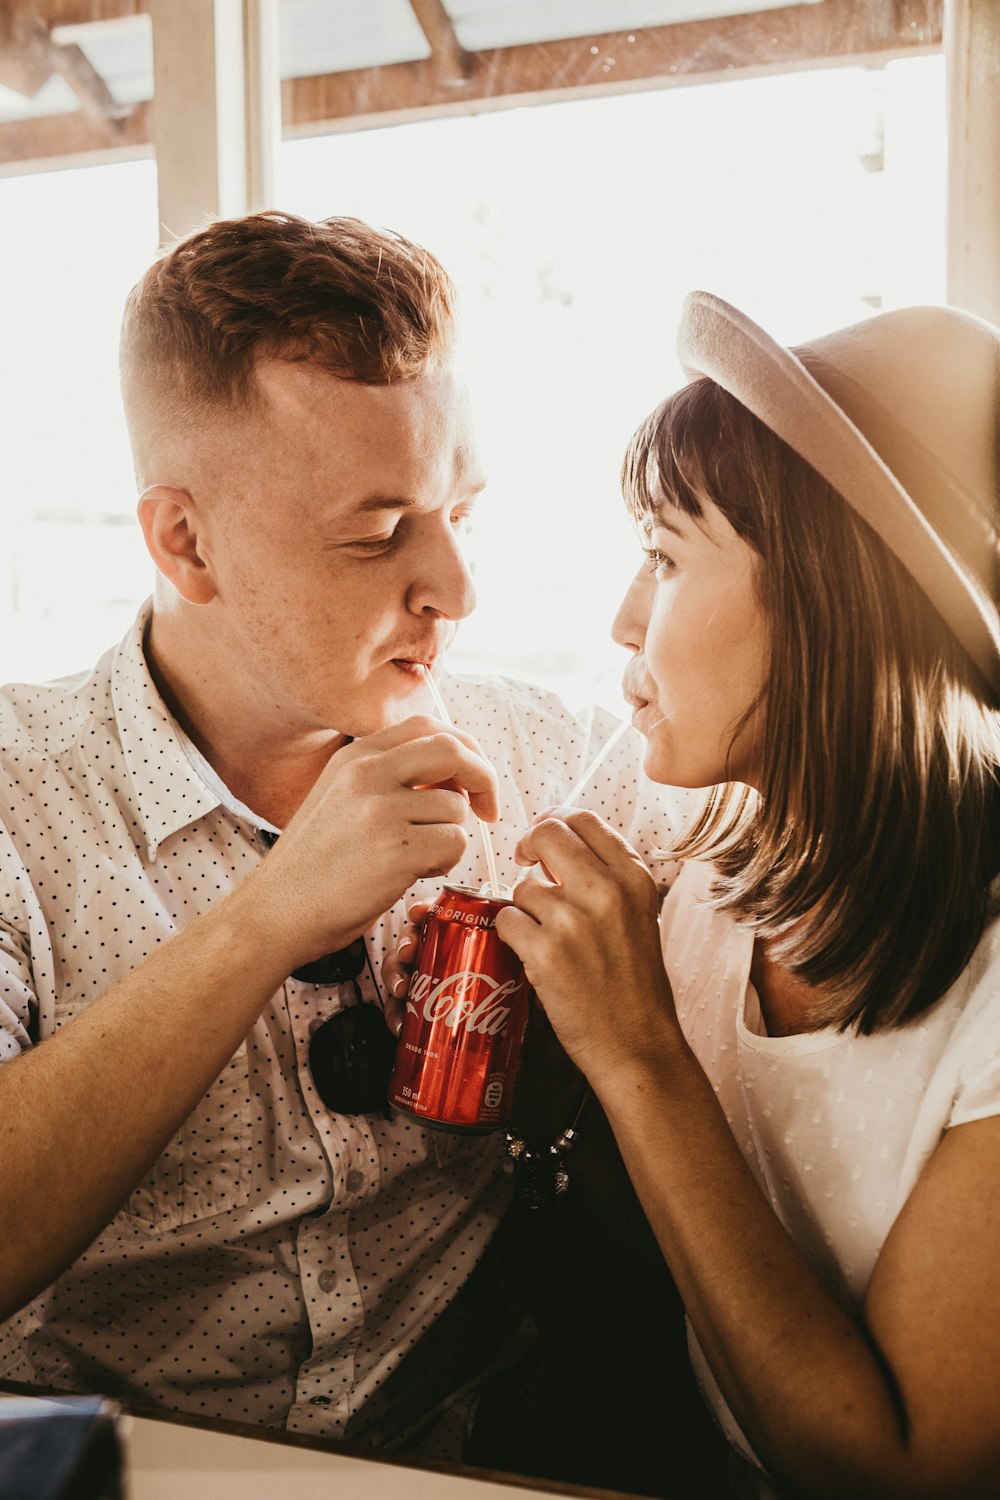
[144,612,346,829]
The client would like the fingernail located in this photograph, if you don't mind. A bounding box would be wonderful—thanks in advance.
[390,974,408,997]
[397,937,416,957]
[391,1013,404,1036]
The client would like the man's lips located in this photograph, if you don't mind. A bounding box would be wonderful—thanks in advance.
[391,657,436,675]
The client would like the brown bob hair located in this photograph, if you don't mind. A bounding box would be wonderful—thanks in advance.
[623,376,1000,1033]
[120,210,458,479]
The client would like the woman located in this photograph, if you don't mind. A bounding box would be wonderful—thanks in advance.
[493,293,1000,1499]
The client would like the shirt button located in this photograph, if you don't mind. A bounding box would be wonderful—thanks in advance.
[309,1395,331,1407]
[317,1270,337,1293]
[345,1169,364,1192]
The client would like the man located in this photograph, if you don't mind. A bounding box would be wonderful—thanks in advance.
[0,212,680,1458]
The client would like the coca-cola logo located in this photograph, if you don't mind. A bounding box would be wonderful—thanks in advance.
[407,969,523,1036]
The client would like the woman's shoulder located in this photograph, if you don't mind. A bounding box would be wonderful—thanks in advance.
[947,895,1000,1050]
[659,859,746,971]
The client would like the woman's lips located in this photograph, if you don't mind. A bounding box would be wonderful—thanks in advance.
[622,662,652,712]
[622,677,652,712]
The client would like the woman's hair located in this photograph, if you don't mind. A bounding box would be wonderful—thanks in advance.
[119,210,458,482]
[622,377,1000,1032]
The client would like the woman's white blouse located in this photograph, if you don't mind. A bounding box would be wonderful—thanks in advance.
[661,858,1000,1459]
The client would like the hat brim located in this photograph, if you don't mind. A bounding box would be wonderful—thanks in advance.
[677,290,1000,701]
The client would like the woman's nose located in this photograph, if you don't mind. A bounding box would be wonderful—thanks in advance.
[611,566,650,652]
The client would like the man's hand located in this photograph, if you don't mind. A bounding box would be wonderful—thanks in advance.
[250,717,498,978]
[381,899,433,1034]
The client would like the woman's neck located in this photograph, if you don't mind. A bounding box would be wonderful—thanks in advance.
[749,936,827,1037]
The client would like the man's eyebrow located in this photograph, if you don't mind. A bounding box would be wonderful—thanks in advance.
[348,479,486,515]
[348,495,416,515]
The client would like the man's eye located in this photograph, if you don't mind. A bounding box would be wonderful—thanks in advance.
[350,534,395,553]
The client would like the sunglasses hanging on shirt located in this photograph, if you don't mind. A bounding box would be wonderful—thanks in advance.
[259,830,398,1116]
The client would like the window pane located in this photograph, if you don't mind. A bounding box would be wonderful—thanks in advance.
[276,54,946,713]
[0,0,158,684]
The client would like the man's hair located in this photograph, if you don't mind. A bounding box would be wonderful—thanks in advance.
[622,377,1000,1033]
[120,211,458,479]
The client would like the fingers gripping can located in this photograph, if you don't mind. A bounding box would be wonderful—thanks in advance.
[388,884,533,1133]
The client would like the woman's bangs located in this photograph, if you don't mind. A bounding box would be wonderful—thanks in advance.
[621,405,665,526]
[621,387,709,528]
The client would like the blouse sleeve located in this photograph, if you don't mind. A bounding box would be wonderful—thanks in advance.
[947,920,1000,1129]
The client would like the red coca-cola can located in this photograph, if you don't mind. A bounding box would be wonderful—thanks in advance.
[388,884,533,1133]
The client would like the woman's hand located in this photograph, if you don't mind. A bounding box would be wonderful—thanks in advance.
[494,809,680,1082]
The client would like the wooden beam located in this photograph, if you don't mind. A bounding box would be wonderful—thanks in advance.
[49,39,132,122]
[408,0,473,85]
[946,0,1000,325]
[28,0,143,23]
[0,0,943,173]
[0,99,150,174]
[243,0,280,213]
[0,4,59,96]
[148,0,250,239]
[283,0,943,136]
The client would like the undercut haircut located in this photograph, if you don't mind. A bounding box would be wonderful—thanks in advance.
[623,377,1000,1033]
[119,211,458,480]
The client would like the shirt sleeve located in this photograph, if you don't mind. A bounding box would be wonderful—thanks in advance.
[949,1015,1000,1128]
[946,920,1000,1129]
[0,822,40,1059]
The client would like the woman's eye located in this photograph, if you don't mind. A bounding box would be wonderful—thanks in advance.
[643,548,675,578]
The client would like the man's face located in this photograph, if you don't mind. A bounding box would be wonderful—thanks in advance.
[195,359,483,739]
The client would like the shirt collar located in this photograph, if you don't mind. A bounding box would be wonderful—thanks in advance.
[111,601,227,861]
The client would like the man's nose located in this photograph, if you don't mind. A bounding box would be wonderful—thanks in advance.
[611,566,650,652]
[407,525,477,621]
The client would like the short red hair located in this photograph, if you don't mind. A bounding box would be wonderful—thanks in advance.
[120,211,458,477]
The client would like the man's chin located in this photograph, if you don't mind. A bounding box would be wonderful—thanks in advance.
[336,682,429,738]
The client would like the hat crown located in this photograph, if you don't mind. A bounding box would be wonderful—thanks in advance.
[678,291,1000,699]
[796,307,1000,594]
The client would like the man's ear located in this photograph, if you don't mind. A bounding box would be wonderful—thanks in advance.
[137,486,218,605]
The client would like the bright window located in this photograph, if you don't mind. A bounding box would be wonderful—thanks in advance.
[0,51,945,711]
[0,158,158,683]
[277,54,945,713]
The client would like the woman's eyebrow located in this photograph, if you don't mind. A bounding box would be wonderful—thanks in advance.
[650,510,688,539]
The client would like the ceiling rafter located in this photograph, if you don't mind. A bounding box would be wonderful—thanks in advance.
[0,0,944,175]
[408,0,473,86]
[0,0,136,145]
[283,0,942,135]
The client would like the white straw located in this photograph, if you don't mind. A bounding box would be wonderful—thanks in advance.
[562,717,631,807]
[511,716,635,893]
[421,668,503,898]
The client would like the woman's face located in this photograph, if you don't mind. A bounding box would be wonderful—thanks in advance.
[611,494,769,789]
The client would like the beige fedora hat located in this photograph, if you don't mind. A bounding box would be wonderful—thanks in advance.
[677,291,1000,702]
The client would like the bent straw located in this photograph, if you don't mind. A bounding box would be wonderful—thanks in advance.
[421,667,503,898]
[512,716,633,891]
[562,717,631,808]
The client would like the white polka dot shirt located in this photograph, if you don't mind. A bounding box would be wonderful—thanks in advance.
[0,601,689,1444]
